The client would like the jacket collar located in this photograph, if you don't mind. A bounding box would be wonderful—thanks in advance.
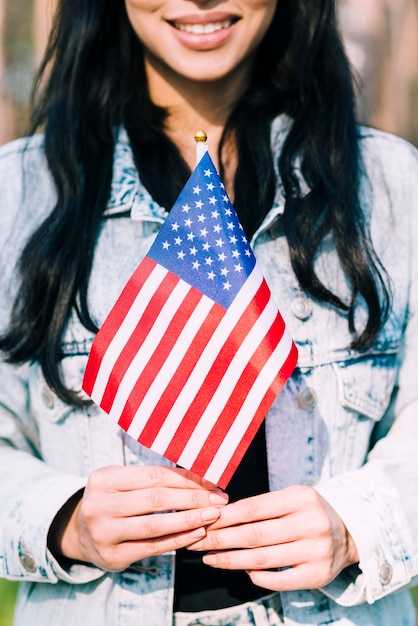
[105,115,293,230]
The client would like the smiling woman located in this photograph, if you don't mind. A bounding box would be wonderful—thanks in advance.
[0,1,418,625]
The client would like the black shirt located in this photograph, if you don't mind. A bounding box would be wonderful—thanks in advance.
[174,423,269,611]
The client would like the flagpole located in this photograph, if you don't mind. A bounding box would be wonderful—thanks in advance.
[194,130,208,165]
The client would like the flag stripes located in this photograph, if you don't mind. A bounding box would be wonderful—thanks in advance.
[83,256,158,398]
[200,333,298,487]
[122,266,265,446]
[159,283,279,463]
[82,151,298,487]
[178,310,288,476]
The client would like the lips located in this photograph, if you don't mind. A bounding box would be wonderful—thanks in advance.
[173,18,236,35]
[166,12,240,51]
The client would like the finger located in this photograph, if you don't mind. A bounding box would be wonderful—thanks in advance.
[190,511,292,551]
[90,525,211,572]
[247,562,333,592]
[88,465,220,493]
[207,486,323,531]
[109,484,228,517]
[201,540,314,571]
[112,506,223,542]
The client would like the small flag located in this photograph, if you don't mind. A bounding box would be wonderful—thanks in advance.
[82,151,298,488]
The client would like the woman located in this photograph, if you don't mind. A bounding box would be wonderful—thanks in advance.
[0,0,417,624]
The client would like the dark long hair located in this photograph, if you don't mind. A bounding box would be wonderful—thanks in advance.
[0,0,390,405]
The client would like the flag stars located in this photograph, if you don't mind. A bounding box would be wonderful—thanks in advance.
[147,156,258,306]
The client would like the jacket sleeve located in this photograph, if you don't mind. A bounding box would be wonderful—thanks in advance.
[0,138,105,585]
[315,135,418,606]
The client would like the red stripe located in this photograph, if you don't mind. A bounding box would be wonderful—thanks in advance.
[117,287,203,432]
[161,279,271,463]
[135,302,226,447]
[216,340,298,489]
[189,311,286,478]
[82,256,157,396]
[99,271,180,413]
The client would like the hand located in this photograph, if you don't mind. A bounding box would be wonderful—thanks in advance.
[48,465,228,572]
[188,485,359,591]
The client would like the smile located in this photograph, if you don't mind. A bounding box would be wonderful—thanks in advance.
[173,19,235,35]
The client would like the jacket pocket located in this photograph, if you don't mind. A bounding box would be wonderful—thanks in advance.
[334,352,398,423]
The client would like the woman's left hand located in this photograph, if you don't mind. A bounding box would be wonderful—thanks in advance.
[187,485,359,591]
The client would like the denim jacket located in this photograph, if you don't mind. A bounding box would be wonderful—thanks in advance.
[1,116,418,625]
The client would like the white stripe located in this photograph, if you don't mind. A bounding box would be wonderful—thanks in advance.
[175,293,279,469]
[204,329,294,485]
[150,267,265,455]
[91,264,168,404]
[126,294,215,440]
[108,279,192,419]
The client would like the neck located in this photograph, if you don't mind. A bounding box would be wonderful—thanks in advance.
[144,53,251,173]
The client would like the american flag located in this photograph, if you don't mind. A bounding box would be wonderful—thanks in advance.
[82,151,298,488]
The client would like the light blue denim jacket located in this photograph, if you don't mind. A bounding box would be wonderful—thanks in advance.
[1,116,418,625]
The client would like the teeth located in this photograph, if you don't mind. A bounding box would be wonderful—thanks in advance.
[175,19,232,34]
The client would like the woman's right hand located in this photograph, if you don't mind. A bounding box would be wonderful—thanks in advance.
[48,465,228,572]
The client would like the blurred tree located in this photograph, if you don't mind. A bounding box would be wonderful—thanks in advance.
[340,0,418,144]
[0,0,55,143]
[0,1,417,143]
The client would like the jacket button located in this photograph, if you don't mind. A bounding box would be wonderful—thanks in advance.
[297,387,318,410]
[379,562,393,585]
[291,297,313,321]
[20,551,37,574]
[42,384,55,409]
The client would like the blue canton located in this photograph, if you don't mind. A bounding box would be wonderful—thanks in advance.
[148,152,256,308]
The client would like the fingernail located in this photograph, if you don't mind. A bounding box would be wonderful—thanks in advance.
[190,527,206,541]
[209,490,228,505]
[203,553,217,566]
[201,507,221,522]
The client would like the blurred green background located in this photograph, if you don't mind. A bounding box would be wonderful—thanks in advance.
[1,580,418,624]
[0,0,417,623]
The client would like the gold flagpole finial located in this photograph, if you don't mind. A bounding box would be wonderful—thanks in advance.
[195,131,208,165]
[194,130,208,143]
